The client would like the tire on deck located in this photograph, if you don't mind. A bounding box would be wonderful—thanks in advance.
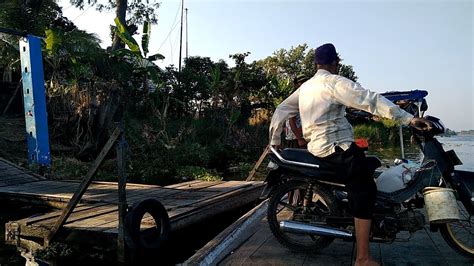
[124,198,170,250]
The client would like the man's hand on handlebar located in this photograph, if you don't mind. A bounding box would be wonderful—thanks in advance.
[409,117,433,132]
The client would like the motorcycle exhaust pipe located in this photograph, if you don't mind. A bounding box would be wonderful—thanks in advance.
[280,220,354,240]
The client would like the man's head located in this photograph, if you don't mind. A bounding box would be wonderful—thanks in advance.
[315,43,340,74]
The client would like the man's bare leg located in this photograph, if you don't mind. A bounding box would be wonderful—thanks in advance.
[354,218,379,266]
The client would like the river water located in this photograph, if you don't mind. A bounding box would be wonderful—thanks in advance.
[369,135,474,171]
[437,135,474,172]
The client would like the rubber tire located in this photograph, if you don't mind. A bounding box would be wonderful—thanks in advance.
[125,198,170,250]
[267,180,339,253]
[439,222,474,258]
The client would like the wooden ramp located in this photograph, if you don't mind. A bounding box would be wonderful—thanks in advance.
[0,158,264,253]
[186,201,473,266]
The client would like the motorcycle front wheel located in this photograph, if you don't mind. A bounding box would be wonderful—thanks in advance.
[267,180,340,253]
[439,200,474,258]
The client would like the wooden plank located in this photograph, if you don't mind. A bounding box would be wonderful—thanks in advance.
[80,184,119,201]
[0,173,36,182]
[0,172,27,180]
[0,158,46,180]
[65,209,120,230]
[185,200,268,265]
[0,169,25,177]
[160,182,259,211]
[90,180,162,189]
[0,181,79,198]
[0,180,78,193]
[245,229,306,265]
[0,192,76,209]
[46,127,121,243]
[176,180,226,191]
[0,179,39,188]
[169,183,264,230]
[96,181,225,204]
[246,145,269,181]
[39,205,118,227]
[25,204,109,225]
[98,182,263,234]
[219,220,275,265]
[164,180,202,188]
[200,181,252,192]
[116,132,127,263]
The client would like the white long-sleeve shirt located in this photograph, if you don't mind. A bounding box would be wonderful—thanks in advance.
[269,69,414,158]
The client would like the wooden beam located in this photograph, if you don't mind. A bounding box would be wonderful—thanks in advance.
[184,200,268,265]
[45,127,121,244]
[116,128,128,263]
[246,145,269,181]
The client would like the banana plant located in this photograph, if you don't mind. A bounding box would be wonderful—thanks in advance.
[113,17,164,85]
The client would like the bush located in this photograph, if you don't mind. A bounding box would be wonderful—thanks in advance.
[353,120,402,144]
[176,166,222,182]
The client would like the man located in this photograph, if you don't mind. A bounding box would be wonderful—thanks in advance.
[284,74,309,148]
[269,43,431,266]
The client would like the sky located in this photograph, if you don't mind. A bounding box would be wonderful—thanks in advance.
[58,0,473,131]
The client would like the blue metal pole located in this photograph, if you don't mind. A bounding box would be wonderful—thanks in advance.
[19,35,51,166]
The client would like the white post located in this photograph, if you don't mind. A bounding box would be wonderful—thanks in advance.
[399,124,405,159]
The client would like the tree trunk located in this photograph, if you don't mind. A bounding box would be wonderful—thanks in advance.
[111,0,128,51]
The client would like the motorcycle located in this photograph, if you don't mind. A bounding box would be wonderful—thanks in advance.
[261,105,474,258]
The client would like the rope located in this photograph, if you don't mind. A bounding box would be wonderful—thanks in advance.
[157,1,182,51]
[71,5,93,22]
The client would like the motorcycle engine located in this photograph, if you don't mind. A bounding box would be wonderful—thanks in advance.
[374,209,425,240]
[397,209,425,232]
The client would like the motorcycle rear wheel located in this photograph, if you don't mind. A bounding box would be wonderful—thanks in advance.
[267,180,339,253]
[439,201,474,258]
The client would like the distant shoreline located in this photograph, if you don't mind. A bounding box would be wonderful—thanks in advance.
[457,130,474,136]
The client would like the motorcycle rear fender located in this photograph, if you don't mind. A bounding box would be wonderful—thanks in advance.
[260,169,283,199]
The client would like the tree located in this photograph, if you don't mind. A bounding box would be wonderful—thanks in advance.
[0,0,65,70]
[67,0,160,51]
[257,44,359,105]
[258,44,315,82]
[338,64,358,82]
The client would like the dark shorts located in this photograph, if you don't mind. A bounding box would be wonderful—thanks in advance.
[321,143,377,219]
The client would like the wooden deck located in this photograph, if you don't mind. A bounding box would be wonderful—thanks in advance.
[187,200,473,266]
[0,158,264,254]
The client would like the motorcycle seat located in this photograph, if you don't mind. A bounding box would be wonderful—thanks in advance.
[280,148,327,168]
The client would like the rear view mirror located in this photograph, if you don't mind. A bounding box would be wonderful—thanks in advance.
[420,99,428,112]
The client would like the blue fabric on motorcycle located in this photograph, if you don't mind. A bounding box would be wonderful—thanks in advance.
[381,90,428,102]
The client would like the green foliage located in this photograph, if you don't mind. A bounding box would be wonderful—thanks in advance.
[45,29,62,55]
[112,17,164,86]
[114,17,141,56]
[177,166,222,182]
[256,44,359,108]
[34,242,73,261]
[353,120,403,144]
[0,0,64,69]
[142,20,151,57]
[70,0,160,24]
[338,64,358,82]
[258,43,315,80]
